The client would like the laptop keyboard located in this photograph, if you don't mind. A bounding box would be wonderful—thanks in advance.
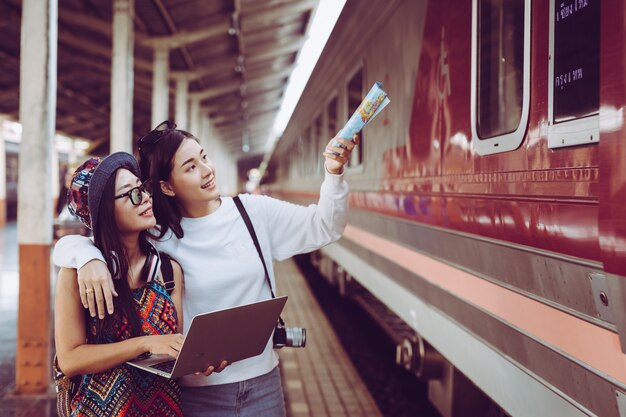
[149,359,176,374]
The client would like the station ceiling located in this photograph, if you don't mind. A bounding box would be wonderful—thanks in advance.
[0,0,317,158]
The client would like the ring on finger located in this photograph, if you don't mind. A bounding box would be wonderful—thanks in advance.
[85,288,95,295]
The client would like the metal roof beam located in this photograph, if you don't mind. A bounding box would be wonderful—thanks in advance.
[230,126,272,140]
[246,66,293,88]
[217,114,277,131]
[203,83,285,110]
[189,80,241,102]
[214,106,279,127]
[58,7,148,42]
[191,66,292,102]
[60,55,154,91]
[207,92,283,118]
[58,30,153,72]
[171,58,237,82]
[242,0,316,30]
[247,38,304,64]
[140,18,230,49]
[59,8,107,38]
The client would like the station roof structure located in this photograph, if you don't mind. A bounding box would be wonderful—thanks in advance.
[0,0,317,157]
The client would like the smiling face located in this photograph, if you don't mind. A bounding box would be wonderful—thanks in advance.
[161,138,219,209]
[113,168,156,233]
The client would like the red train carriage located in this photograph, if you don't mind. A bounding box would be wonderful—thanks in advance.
[263,0,626,416]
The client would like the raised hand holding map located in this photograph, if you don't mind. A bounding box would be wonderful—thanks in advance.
[329,82,390,153]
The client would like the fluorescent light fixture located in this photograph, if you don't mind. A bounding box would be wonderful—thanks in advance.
[267,0,346,146]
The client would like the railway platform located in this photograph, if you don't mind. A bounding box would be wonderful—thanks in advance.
[274,259,382,417]
[0,222,383,417]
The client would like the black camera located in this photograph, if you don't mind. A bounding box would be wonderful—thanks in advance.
[273,324,306,348]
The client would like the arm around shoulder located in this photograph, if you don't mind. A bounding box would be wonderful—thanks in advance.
[53,234,105,270]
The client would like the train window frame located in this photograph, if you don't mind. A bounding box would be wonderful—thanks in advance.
[345,64,365,172]
[327,93,339,137]
[313,112,324,174]
[296,128,307,177]
[470,0,531,156]
[326,94,339,173]
[547,0,599,149]
[303,126,313,175]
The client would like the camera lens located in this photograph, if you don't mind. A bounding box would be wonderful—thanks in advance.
[286,328,306,347]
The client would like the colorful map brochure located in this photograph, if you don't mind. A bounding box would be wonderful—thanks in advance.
[330,81,390,153]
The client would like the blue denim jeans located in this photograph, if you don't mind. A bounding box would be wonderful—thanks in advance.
[181,367,287,417]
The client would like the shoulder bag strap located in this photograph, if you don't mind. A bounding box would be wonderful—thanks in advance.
[233,196,275,298]
[233,196,285,325]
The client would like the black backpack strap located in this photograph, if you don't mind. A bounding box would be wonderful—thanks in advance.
[142,242,161,283]
[159,252,176,295]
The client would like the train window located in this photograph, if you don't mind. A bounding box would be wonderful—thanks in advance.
[297,127,311,176]
[327,96,338,173]
[548,0,599,148]
[314,114,323,173]
[346,68,364,167]
[471,0,531,155]
[327,96,338,137]
[289,138,304,178]
[303,126,313,175]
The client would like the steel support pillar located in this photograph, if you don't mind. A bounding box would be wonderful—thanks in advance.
[151,46,169,127]
[110,0,135,153]
[175,78,189,130]
[189,97,201,136]
[16,0,57,395]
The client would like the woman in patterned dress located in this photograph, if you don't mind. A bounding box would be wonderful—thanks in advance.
[54,153,186,417]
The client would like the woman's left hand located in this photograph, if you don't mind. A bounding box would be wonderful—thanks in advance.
[323,133,360,174]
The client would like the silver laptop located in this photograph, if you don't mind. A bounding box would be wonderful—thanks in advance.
[127,296,288,378]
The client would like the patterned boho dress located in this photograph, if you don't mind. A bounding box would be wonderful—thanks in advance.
[70,280,183,417]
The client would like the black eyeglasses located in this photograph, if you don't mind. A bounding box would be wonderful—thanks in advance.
[138,120,177,151]
[115,180,153,206]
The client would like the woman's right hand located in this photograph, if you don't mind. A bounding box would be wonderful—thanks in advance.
[78,259,117,319]
[143,334,185,359]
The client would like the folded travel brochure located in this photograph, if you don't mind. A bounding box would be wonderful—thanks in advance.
[329,81,390,154]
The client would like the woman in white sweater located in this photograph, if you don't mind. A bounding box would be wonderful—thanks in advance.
[53,120,358,417]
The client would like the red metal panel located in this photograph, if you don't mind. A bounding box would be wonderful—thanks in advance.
[348,191,599,260]
[599,0,626,275]
[381,0,600,261]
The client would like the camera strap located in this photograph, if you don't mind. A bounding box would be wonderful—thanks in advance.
[233,196,285,326]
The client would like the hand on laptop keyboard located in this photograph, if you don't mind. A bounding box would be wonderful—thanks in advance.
[143,333,185,359]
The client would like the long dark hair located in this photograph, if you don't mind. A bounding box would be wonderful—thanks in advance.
[139,128,198,240]
[93,171,152,337]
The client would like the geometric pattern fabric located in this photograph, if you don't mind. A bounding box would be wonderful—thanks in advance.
[70,280,183,417]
